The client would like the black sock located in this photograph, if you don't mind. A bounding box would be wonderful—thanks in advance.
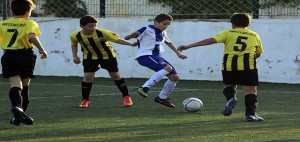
[9,87,22,107]
[245,94,257,116]
[223,87,236,101]
[114,78,129,97]
[21,86,29,112]
[81,81,92,100]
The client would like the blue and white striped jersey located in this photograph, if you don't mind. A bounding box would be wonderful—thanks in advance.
[135,25,171,58]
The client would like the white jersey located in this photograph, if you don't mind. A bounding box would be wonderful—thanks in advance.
[135,25,171,58]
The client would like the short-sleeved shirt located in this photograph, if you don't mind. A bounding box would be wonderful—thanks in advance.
[135,25,171,58]
[70,28,119,60]
[0,18,40,50]
[213,28,264,71]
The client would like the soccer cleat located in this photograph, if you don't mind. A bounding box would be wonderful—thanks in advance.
[223,98,238,116]
[137,87,149,98]
[123,96,133,107]
[246,115,264,122]
[79,99,90,108]
[10,117,21,126]
[154,96,175,108]
[21,115,34,125]
[10,106,33,126]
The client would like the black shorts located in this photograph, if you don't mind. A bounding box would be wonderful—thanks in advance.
[83,58,119,73]
[222,69,258,86]
[1,49,37,79]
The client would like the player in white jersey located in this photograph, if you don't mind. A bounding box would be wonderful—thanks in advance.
[125,14,187,108]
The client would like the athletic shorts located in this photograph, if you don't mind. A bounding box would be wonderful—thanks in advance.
[222,69,258,86]
[82,58,119,73]
[136,55,177,74]
[1,49,37,79]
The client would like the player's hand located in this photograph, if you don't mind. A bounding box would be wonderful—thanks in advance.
[132,42,138,46]
[39,49,48,59]
[177,51,187,59]
[73,56,81,64]
[177,45,190,52]
[125,32,140,40]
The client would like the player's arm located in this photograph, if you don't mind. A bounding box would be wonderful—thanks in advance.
[28,33,47,59]
[177,38,217,51]
[165,41,187,59]
[113,38,137,46]
[71,43,81,64]
[124,31,140,40]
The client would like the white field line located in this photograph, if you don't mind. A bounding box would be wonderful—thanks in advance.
[0,82,299,101]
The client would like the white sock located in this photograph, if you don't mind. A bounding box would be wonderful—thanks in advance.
[159,79,177,99]
[142,69,169,88]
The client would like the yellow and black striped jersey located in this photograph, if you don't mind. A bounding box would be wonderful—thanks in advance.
[213,28,264,71]
[0,18,40,50]
[70,28,119,60]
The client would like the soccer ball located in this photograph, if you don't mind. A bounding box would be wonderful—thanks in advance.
[183,97,203,112]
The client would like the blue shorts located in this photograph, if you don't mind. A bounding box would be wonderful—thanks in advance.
[136,55,177,74]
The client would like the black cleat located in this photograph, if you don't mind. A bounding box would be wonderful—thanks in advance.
[223,98,237,116]
[10,106,33,125]
[10,117,21,126]
[154,96,175,108]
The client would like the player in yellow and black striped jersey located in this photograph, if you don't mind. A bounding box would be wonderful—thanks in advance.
[178,13,264,122]
[0,0,48,126]
[70,15,137,108]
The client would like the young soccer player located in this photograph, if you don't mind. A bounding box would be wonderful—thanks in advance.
[178,13,264,122]
[70,15,136,108]
[0,0,48,126]
[125,13,187,108]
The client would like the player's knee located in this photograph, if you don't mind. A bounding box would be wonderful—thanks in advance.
[223,87,236,96]
[163,66,173,72]
[168,74,179,82]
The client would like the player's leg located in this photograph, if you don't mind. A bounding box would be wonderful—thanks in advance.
[136,55,171,97]
[2,50,35,125]
[242,69,263,122]
[103,58,132,107]
[222,71,238,116]
[153,73,178,108]
[21,78,31,112]
[9,75,34,125]
[79,72,95,108]
[153,59,178,108]
[80,60,98,108]
[19,49,36,112]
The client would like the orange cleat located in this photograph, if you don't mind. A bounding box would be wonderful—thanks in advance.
[123,96,133,107]
[79,99,90,108]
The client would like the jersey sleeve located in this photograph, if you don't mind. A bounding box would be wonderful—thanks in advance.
[70,31,79,46]
[213,30,228,43]
[100,29,120,42]
[255,34,264,54]
[26,21,41,36]
[163,31,171,43]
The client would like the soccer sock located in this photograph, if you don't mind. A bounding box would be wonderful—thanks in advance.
[81,81,92,100]
[223,87,236,101]
[9,87,22,107]
[159,79,177,99]
[114,78,129,97]
[21,86,29,112]
[142,69,169,88]
[245,94,257,115]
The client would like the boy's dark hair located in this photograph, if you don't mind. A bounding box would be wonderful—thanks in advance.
[80,15,97,26]
[11,0,35,16]
[154,14,173,23]
[230,13,251,27]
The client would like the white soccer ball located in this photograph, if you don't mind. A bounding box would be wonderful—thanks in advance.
[183,97,203,112]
